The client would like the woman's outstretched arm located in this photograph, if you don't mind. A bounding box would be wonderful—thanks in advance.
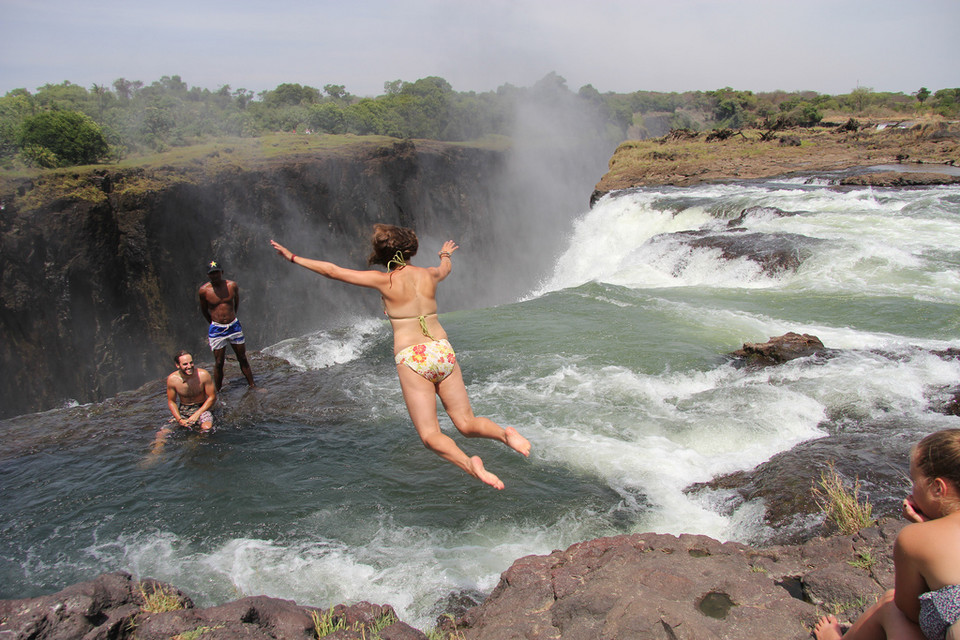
[431,240,459,281]
[271,239,388,289]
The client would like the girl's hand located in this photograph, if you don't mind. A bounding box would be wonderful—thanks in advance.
[903,495,930,523]
[439,240,459,258]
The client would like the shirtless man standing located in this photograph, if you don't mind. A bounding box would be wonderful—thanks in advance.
[198,260,255,391]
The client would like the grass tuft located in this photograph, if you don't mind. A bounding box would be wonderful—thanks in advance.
[369,611,397,635]
[823,595,871,616]
[311,609,345,638]
[137,581,185,613]
[173,625,222,640]
[848,550,876,570]
[813,462,875,534]
[311,608,401,639]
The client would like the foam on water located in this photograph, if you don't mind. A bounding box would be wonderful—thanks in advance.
[534,191,715,294]
[538,182,960,301]
[498,359,826,509]
[72,504,614,628]
[263,317,387,369]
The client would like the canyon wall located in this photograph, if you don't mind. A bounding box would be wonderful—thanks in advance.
[0,138,589,418]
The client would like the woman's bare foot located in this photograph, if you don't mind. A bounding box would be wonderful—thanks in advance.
[504,427,531,457]
[470,456,504,490]
[814,614,843,640]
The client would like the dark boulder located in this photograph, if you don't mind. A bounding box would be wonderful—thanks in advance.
[687,429,915,544]
[726,205,802,227]
[656,230,822,276]
[729,332,828,365]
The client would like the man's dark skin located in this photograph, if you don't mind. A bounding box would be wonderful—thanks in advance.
[199,267,255,391]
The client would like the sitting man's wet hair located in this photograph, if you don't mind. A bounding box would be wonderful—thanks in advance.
[173,349,190,365]
[367,223,419,267]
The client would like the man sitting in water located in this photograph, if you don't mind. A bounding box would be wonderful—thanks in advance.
[165,350,216,431]
[150,351,216,456]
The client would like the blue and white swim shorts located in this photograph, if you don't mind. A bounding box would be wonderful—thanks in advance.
[208,318,245,351]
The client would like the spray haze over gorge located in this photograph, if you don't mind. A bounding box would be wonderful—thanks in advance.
[0,89,617,419]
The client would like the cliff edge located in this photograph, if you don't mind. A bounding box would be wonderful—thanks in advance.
[592,118,960,203]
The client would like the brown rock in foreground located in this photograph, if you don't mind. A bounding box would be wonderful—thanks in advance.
[0,573,424,640]
[454,522,901,640]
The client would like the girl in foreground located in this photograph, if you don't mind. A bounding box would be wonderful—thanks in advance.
[270,225,530,490]
[814,428,960,640]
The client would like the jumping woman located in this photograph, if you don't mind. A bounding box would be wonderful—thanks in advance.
[270,224,530,490]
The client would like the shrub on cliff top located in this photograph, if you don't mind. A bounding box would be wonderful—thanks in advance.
[16,110,109,167]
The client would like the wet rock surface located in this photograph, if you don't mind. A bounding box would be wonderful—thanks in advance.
[688,429,915,545]
[685,231,822,276]
[728,331,830,365]
[726,204,802,227]
[646,228,824,277]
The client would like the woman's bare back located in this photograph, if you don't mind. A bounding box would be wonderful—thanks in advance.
[380,265,449,352]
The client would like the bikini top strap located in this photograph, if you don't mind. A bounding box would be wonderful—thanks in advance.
[386,251,407,272]
[418,316,435,340]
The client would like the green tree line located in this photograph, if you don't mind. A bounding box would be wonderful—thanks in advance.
[1,72,957,169]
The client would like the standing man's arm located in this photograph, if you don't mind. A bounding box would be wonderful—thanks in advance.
[199,286,212,324]
[232,282,240,313]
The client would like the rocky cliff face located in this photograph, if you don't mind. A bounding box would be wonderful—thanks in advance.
[0,139,549,418]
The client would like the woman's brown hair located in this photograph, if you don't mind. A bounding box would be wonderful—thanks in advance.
[367,223,419,267]
[913,428,960,491]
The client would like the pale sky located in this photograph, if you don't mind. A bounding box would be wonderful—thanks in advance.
[1,0,957,98]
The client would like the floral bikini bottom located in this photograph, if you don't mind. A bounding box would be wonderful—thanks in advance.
[395,339,457,383]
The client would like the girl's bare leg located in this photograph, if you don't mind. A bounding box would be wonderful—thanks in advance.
[437,365,531,456]
[814,590,925,640]
[397,364,504,489]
